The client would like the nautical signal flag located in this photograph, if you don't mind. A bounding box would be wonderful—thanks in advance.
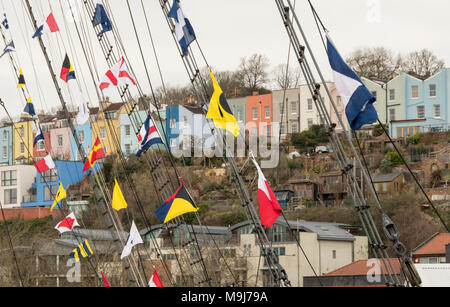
[82,137,105,172]
[155,180,198,224]
[326,34,378,130]
[136,115,163,157]
[34,155,55,174]
[120,221,143,259]
[32,13,59,38]
[1,13,8,29]
[206,71,240,137]
[69,239,94,262]
[101,271,111,287]
[93,0,112,37]
[98,56,136,91]
[55,212,80,234]
[251,155,282,229]
[112,178,128,211]
[0,40,15,58]
[148,269,164,287]
[168,0,196,56]
[24,96,36,117]
[50,182,67,212]
[17,68,25,89]
[60,54,76,82]
[33,124,45,147]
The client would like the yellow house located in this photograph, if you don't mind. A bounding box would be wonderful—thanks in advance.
[13,118,34,165]
[91,100,132,157]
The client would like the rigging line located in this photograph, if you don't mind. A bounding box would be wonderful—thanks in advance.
[307,0,327,32]
[307,0,327,53]
[22,0,143,287]
[377,120,449,233]
[92,2,217,286]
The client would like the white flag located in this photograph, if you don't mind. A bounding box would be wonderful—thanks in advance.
[76,94,90,125]
[120,221,143,259]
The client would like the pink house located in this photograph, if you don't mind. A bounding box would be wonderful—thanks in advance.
[50,119,72,160]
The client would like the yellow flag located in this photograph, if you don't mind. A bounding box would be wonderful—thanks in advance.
[206,71,240,137]
[51,183,67,212]
[112,178,128,211]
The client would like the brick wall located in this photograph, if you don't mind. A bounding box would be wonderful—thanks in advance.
[0,207,63,221]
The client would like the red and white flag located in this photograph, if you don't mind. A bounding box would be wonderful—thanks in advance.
[55,212,80,234]
[32,13,59,38]
[99,56,136,91]
[34,155,56,174]
[101,271,111,287]
[251,156,282,229]
[148,269,164,287]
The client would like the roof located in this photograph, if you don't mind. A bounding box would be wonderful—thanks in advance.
[229,219,356,242]
[289,179,317,185]
[103,102,125,112]
[372,171,403,183]
[325,258,402,276]
[183,104,206,115]
[140,224,230,237]
[413,233,450,256]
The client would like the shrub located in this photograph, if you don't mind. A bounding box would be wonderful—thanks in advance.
[408,133,421,145]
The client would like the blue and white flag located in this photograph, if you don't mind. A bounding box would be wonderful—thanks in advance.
[168,0,196,56]
[327,35,378,130]
[34,124,45,147]
[0,41,15,58]
[93,0,112,37]
[136,115,163,157]
[1,13,8,29]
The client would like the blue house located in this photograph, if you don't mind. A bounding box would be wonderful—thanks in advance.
[0,125,14,166]
[392,69,449,138]
[166,105,214,154]
[70,123,93,162]
[21,161,101,209]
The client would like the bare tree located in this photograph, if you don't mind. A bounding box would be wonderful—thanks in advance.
[237,54,270,94]
[199,66,243,98]
[401,49,445,79]
[272,64,303,90]
[346,47,402,81]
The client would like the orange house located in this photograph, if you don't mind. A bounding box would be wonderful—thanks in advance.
[246,93,273,137]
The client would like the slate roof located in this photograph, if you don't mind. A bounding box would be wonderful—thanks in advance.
[372,170,403,183]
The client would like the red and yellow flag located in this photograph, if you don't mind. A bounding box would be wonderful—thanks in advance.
[83,137,105,172]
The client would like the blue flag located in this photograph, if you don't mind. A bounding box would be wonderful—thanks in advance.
[93,0,112,37]
[327,35,378,130]
[34,124,45,147]
[0,41,15,58]
[1,13,8,29]
[168,0,196,56]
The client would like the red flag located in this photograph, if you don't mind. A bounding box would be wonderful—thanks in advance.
[101,271,111,287]
[252,157,282,229]
[34,155,56,174]
[83,137,105,172]
[148,269,164,287]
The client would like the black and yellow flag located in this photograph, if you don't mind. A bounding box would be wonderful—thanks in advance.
[206,71,240,137]
[17,68,25,89]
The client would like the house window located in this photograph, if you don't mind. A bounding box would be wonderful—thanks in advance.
[279,103,285,115]
[44,185,59,202]
[291,101,297,115]
[20,127,24,138]
[332,250,336,259]
[170,138,176,148]
[389,89,395,101]
[237,110,242,122]
[252,108,258,120]
[375,183,379,192]
[417,106,425,119]
[307,119,313,129]
[183,116,188,128]
[170,119,176,129]
[389,109,396,121]
[394,182,399,192]
[20,142,25,154]
[41,169,58,183]
[4,189,17,205]
[382,183,387,192]
[429,84,436,97]
[125,125,131,136]
[2,171,17,186]
[100,127,106,139]
[411,85,419,98]
[434,105,441,118]
[280,123,286,135]
[38,141,45,152]
[3,131,7,141]
[291,122,298,133]
[307,99,313,111]
[76,131,84,145]
[265,106,270,119]
[279,247,286,256]
[125,144,131,155]
[266,125,271,137]
[2,147,6,159]
[57,135,63,147]
[371,91,377,100]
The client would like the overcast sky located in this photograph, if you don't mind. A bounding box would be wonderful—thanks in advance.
[0,0,449,119]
